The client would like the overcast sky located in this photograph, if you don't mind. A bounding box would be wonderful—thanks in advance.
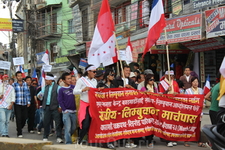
[0,1,18,46]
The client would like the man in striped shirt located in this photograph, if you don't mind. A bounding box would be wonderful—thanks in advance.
[12,71,31,138]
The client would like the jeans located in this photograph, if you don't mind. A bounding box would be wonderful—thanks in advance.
[0,108,12,136]
[63,112,76,144]
[43,106,62,139]
[14,104,28,136]
[37,107,44,131]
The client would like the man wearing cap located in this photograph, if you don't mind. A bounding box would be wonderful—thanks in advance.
[0,74,15,137]
[37,73,63,143]
[95,70,104,82]
[159,70,179,94]
[12,71,31,138]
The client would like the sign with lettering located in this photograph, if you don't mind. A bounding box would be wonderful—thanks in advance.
[157,13,202,45]
[12,19,24,32]
[0,61,11,70]
[205,6,225,38]
[193,0,225,10]
[42,65,52,72]
[88,88,204,143]
[13,57,24,66]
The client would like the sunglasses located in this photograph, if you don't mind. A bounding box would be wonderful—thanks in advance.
[109,74,115,76]
[149,79,155,81]
[90,70,96,73]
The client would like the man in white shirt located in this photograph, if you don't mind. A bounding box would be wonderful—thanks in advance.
[0,75,15,137]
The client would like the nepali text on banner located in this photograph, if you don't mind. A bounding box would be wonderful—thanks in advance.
[88,88,204,143]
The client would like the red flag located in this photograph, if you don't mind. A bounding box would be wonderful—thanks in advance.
[142,0,166,57]
[88,0,117,67]
[125,37,133,65]
[41,50,49,65]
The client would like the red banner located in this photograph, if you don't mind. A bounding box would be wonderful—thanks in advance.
[89,88,204,143]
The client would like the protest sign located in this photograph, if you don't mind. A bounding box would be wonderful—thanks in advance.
[0,61,11,70]
[13,57,24,65]
[42,65,52,72]
[89,88,204,143]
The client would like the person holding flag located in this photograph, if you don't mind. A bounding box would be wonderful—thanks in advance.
[0,74,15,137]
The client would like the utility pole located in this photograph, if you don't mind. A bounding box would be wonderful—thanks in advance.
[23,0,27,66]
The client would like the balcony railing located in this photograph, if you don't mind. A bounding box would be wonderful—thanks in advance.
[36,23,62,40]
[35,0,46,5]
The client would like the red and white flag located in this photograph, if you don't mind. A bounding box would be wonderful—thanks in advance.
[125,37,133,65]
[88,0,117,68]
[41,50,49,65]
[143,0,166,57]
[16,65,26,78]
[203,75,210,95]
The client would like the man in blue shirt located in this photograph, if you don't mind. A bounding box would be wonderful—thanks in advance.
[12,71,31,138]
[40,73,63,143]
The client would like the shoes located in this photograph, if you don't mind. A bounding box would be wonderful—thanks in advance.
[107,144,115,149]
[125,143,137,148]
[18,135,23,138]
[37,131,41,135]
[49,133,53,137]
[43,138,48,141]
[29,130,34,134]
[173,142,177,146]
[167,142,173,147]
[56,138,64,143]
[1,135,9,138]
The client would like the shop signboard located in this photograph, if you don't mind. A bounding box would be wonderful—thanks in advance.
[157,13,202,45]
[200,52,205,83]
[193,0,225,10]
[182,37,225,52]
[0,18,12,31]
[205,6,225,38]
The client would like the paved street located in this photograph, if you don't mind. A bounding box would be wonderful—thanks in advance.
[6,108,211,150]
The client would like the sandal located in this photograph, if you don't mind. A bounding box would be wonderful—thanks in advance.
[184,142,190,147]
[148,143,153,148]
[198,142,207,148]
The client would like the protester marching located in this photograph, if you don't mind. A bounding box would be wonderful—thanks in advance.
[0,1,225,150]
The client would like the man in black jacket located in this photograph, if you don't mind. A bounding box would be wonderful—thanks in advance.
[116,65,137,89]
[25,76,37,134]
[37,73,63,143]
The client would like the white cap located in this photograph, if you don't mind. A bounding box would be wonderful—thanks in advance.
[129,72,136,78]
[165,70,174,75]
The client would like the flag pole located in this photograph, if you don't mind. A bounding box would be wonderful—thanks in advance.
[113,32,125,80]
[164,28,171,83]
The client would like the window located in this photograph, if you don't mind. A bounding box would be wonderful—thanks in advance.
[82,8,89,41]
[113,2,131,25]
[68,19,74,34]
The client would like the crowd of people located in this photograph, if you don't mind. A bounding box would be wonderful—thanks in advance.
[0,63,218,148]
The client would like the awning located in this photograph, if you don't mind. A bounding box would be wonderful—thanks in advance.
[150,43,190,54]
[67,54,80,70]
[181,37,225,52]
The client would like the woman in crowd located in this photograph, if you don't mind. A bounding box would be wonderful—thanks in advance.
[185,77,206,147]
[97,69,117,149]
[97,69,117,89]
[73,65,97,144]
[140,74,158,147]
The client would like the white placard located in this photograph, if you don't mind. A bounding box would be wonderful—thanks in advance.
[0,61,11,70]
[43,65,52,72]
[117,50,126,60]
[13,57,24,65]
